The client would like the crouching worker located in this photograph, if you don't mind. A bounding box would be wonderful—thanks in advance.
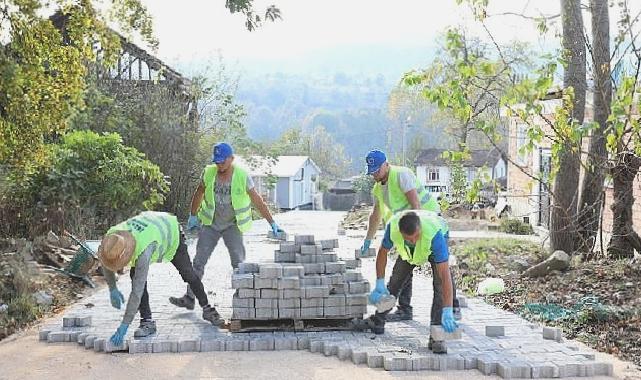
[352,210,458,354]
[97,211,222,347]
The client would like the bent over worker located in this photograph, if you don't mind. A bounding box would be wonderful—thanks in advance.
[360,149,459,321]
[97,211,221,347]
[170,142,284,310]
[352,210,458,354]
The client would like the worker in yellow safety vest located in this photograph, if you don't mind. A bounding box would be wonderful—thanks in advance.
[169,142,285,310]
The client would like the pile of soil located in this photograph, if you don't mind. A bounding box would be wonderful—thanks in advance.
[341,204,372,230]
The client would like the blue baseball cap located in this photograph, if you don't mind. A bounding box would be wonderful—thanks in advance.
[212,142,233,164]
[366,150,387,175]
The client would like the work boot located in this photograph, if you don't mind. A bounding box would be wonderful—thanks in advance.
[350,317,385,335]
[202,305,223,326]
[385,307,413,322]
[454,306,462,321]
[169,295,195,310]
[134,319,157,338]
[428,336,447,354]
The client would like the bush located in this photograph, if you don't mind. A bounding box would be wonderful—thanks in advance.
[500,218,534,235]
[1,130,169,238]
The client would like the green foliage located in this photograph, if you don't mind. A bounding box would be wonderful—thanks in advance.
[0,0,156,171]
[352,173,375,194]
[500,218,534,235]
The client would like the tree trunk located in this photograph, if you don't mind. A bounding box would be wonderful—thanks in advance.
[576,0,611,252]
[607,153,641,258]
[550,0,586,254]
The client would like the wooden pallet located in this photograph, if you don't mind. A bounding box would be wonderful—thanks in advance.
[228,318,357,333]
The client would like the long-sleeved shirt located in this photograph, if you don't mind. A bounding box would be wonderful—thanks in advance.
[104,242,156,325]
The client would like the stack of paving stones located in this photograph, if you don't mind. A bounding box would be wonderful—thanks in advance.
[231,234,370,321]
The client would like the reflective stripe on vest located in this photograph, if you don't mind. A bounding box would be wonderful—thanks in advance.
[372,165,441,223]
[107,211,180,266]
[198,164,253,232]
[389,210,448,266]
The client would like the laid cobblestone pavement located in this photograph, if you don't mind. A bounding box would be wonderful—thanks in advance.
[39,211,613,378]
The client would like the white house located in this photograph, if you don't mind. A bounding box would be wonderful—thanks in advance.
[415,148,507,198]
[235,155,321,210]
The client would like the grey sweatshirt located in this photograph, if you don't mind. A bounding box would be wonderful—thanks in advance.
[103,242,156,325]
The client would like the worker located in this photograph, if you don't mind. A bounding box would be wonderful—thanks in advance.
[353,210,457,354]
[169,142,284,310]
[360,149,460,321]
[98,211,221,347]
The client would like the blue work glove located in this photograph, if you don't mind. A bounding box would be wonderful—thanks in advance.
[368,278,390,304]
[360,239,372,256]
[110,323,129,346]
[109,288,125,309]
[270,221,284,235]
[441,307,458,333]
[187,215,200,231]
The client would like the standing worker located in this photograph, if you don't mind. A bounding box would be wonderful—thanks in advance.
[360,149,459,321]
[169,142,284,310]
[353,210,458,354]
[98,211,222,347]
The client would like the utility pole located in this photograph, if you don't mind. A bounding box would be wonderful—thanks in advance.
[402,116,411,166]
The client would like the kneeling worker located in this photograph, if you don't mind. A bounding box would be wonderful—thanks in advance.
[353,210,458,354]
[97,211,222,347]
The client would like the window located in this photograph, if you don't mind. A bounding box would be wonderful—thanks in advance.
[427,168,440,181]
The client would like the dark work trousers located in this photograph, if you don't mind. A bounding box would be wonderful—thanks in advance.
[371,256,456,328]
[130,231,210,321]
[396,258,459,317]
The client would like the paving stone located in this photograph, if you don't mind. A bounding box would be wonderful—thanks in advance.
[497,362,532,378]
[200,339,224,352]
[319,239,339,250]
[84,335,97,349]
[93,338,105,352]
[295,254,314,264]
[343,270,362,282]
[238,262,259,274]
[344,259,360,269]
[282,265,304,277]
[486,325,505,337]
[337,345,353,360]
[75,316,92,327]
[231,274,254,289]
[152,341,177,353]
[69,331,81,342]
[280,289,302,298]
[351,348,369,364]
[224,338,249,351]
[348,281,370,294]
[267,230,288,240]
[328,283,347,294]
[300,307,324,318]
[345,294,367,306]
[302,263,325,274]
[337,228,346,235]
[301,276,322,286]
[258,264,283,279]
[77,332,89,344]
[300,244,323,255]
[294,235,315,245]
[302,286,330,298]
[278,277,300,289]
[347,305,368,316]
[325,262,346,274]
[101,339,127,353]
[128,340,153,354]
[542,326,563,342]
[39,329,51,341]
[321,274,344,285]
[384,356,412,371]
[274,336,298,350]
[366,351,385,368]
[531,363,559,378]
[238,288,258,298]
[255,298,279,308]
[232,297,254,308]
[279,308,301,319]
[48,332,70,343]
[297,335,311,350]
[279,242,298,253]
[323,341,340,356]
[255,308,279,319]
[63,317,76,327]
[356,248,376,259]
[477,355,499,375]
[261,289,279,298]
[274,251,295,263]
[324,294,346,307]
[316,253,338,263]
[457,295,468,307]
[232,307,255,319]
[309,340,325,353]
[254,277,278,289]
[278,298,301,308]
[249,336,275,351]
[324,305,346,317]
[430,325,462,341]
